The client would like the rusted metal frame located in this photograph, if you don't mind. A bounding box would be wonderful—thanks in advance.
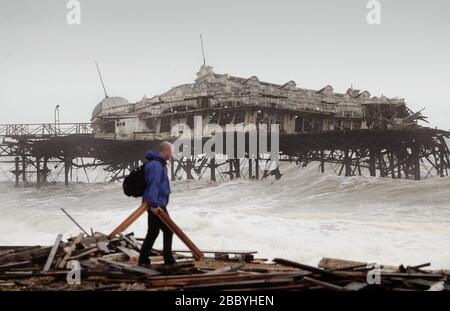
[238,158,250,179]
[438,136,449,176]
[0,123,94,138]
[208,156,217,181]
[193,155,209,178]
[411,141,421,180]
[215,162,228,182]
[350,150,362,176]
[338,148,353,177]
[173,159,184,180]
[177,157,195,180]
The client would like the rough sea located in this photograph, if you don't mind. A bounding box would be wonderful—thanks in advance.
[1,163,449,269]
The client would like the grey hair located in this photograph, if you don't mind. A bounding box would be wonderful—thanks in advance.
[157,141,173,152]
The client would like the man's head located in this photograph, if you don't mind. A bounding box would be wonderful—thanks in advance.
[157,141,173,161]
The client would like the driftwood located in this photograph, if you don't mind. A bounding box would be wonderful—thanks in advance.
[108,202,149,238]
[109,202,204,260]
[155,208,204,260]
[42,234,63,272]
[0,232,448,291]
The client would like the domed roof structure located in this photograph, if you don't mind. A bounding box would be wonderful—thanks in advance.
[91,96,130,119]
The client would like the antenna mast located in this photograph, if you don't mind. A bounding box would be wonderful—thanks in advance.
[200,34,206,66]
[95,61,108,98]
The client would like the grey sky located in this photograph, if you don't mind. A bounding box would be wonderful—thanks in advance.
[0,0,449,129]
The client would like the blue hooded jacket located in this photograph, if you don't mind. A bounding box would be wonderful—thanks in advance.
[142,150,171,208]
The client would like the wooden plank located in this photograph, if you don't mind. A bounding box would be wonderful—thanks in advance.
[0,249,15,257]
[223,283,308,291]
[183,278,295,291]
[117,246,140,259]
[58,233,84,269]
[69,247,98,260]
[147,248,257,255]
[145,272,309,288]
[126,234,142,251]
[273,258,341,278]
[42,234,63,272]
[318,258,367,271]
[81,233,109,249]
[205,263,244,275]
[343,282,368,291]
[319,257,398,271]
[97,258,161,276]
[118,234,141,252]
[96,241,110,253]
[0,246,53,265]
[155,208,204,260]
[110,205,204,259]
[303,276,345,291]
[108,202,149,238]
[0,261,32,270]
[379,272,444,279]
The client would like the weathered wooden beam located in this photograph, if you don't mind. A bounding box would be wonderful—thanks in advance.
[273,258,340,278]
[42,234,63,272]
[98,258,161,276]
[108,202,149,238]
[156,208,204,260]
[58,233,84,269]
[303,276,345,291]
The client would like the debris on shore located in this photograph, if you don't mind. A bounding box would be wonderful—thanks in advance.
[0,233,449,291]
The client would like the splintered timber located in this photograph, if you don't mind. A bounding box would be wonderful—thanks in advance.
[0,232,449,291]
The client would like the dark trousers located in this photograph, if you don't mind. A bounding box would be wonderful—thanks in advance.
[139,206,174,265]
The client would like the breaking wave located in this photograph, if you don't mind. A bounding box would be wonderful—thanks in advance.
[0,163,449,268]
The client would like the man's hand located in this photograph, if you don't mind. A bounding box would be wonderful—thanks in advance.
[150,206,162,215]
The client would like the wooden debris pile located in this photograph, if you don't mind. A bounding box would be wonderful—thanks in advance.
[0,233,449,291]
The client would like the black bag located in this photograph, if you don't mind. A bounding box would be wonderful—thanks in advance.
[123,163,147,197]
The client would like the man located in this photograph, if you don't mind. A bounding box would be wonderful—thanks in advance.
[138,141,176,266]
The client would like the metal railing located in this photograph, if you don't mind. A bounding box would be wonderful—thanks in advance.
[0,123,93,138]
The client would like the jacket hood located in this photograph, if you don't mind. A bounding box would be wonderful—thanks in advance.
[145,150,167,165]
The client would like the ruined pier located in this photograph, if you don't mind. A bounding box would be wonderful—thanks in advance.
[0,122,448,186]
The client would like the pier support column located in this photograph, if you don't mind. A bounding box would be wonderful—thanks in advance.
[36,157,41,188]
[412,142,421,180]
[228,160,234,180]
[43,157,48,184]
[21,155,27,184]
[378,151,386,178]
[344,149,351,177]
[185,158,194,180]
[170,159,175,181]
[64,157,70,186]
[369,148,376,177]
[15,157,20,187]
[256,123,260,180]
[396,150,402,179]
[390,152,396,179]
[439,141,446,177]
[255,158,260,180]
[235,159,241,178]
[404,159,410,179]
[210,157,216,182]
[320,150,325,173]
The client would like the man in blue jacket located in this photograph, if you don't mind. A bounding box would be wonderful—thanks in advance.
[138,141,176,266]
